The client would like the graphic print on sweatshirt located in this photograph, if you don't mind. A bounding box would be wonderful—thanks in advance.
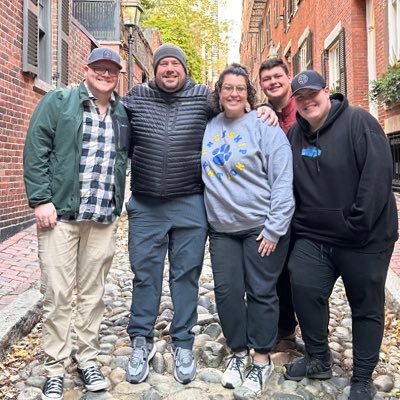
[202,128,247,180]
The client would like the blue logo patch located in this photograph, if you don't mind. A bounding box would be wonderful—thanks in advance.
[212,144,232,166]
[301,147,321,158]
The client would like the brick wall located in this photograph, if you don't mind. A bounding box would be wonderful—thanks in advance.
[241,0,400,131]
[0,0,156,242]
[0,1,44,240]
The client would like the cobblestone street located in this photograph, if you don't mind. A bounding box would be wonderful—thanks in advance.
[0,215,399,399]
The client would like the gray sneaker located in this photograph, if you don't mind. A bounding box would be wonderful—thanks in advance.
[233,359,274,398]
[173,347,196,384]
[221,353,251,389]
[127,336,156,383]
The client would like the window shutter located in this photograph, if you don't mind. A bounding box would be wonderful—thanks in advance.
[339,29,347,96]
[306,31,313,69]
[283,0,287,31]
[60,0,69,86]
[22,0,39,75]
[293,50,300,76]
[321,50,327,80]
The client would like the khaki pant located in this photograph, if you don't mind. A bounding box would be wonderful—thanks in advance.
[37,220,116,376]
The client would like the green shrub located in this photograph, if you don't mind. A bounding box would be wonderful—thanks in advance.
[369,62,400,104]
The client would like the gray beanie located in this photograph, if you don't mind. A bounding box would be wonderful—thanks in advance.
[153,44,187,73]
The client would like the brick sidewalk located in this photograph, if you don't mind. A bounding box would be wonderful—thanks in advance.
[0,225,39,310]
[0,193,399,311]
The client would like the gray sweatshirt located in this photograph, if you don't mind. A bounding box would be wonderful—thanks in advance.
[201,111,295,243]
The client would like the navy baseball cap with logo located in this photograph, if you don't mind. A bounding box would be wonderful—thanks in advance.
[291,70,326,96]
[87,47,122,69]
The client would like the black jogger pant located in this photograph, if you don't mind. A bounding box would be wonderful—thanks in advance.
[288,238,393,380]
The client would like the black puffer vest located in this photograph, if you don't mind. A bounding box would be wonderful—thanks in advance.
[123,78,211,198]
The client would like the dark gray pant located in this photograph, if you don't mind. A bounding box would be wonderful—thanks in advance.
[126,194,208,349]
[209,227,290,354]
[288,238,393,379]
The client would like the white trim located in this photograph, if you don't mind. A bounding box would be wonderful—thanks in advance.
[324,22,343,50]
[283,40,292,56]
[366,0,378,117]
[297,27,311,47]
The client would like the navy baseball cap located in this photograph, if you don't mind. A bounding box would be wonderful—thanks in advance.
[87,47,122,69]
[291,70,326,96]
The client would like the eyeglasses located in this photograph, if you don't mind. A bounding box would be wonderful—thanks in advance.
[221,85,247,95]
[90,66,120,77]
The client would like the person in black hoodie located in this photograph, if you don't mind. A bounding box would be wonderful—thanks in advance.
[283,70,398,400]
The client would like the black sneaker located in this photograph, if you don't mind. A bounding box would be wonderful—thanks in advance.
[77,365,109,391]
[349,378,377,400]
[284,353,332,381]
[41,376,64,400]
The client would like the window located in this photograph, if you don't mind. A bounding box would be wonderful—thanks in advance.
[274,0,280,27]
[23,0,69,86]
[293,30,312,75]
[267,8,272,46]
[328,43,340,92]
[38,0,52,83]
[388,0,400,63]
[322,28,347,95]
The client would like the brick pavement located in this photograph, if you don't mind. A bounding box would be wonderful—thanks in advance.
[0,194,399,311]
[0,225,39,310]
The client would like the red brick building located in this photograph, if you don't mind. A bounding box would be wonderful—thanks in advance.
[0,0,156,241]
[241,0,400,189]
[241,0,400,132]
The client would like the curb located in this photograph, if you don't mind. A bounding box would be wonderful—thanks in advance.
[0,287,42,358]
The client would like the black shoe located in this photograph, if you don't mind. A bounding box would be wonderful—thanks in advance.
[278,327,296,341]
[41,376,64,400]
[349,378,377,400]
[284,353,332,381]
[77,365,109,391]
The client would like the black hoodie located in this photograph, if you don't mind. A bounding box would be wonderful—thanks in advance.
[288,93,398,252]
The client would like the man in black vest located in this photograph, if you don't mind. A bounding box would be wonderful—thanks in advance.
[122,44,211,385]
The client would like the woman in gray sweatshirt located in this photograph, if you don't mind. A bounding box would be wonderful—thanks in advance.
[201,63,294,398]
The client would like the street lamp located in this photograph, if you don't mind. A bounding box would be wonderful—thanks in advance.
[121,0,143,89]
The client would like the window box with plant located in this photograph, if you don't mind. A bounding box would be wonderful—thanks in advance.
[369,62,400,107]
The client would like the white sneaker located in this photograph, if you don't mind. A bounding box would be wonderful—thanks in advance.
[234,358,274,398]
[221,353,251,389]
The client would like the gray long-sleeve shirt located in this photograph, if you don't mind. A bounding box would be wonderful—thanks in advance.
[201,111,295,243]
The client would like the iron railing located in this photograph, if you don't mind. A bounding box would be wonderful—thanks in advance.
[73,0,120,41]
[388,131,400,192]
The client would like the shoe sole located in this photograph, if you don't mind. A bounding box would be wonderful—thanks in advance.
[42,393,63,400]
[284,369,332,382]
[126,343,157,384]
[221,365,251,389]
[85,380,109,391]
[173,370,196,385]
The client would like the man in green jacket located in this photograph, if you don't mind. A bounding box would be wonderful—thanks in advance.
[23,47,130,400]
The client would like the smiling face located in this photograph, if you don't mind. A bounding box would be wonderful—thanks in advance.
[155,57,186,93]
[260,65,292,109]
[84,60,120,98]
[294,87,331,131]
[219,74,248,119]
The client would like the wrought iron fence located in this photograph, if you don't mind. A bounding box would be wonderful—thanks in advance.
[388,131,400,192]
[73,0,120,41]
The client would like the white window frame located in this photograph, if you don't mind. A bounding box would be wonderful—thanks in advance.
[328,42,340,92]
[388,0,400,64]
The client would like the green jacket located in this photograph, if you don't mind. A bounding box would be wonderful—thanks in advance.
[23,82,130,216]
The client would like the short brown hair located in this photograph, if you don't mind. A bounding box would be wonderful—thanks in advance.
[259,58,289,81]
